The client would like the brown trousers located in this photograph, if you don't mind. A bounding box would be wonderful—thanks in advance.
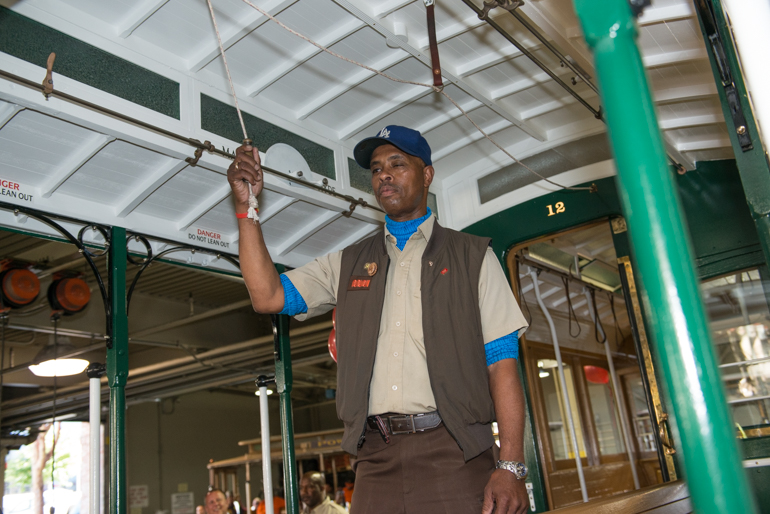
[350,424,494,514]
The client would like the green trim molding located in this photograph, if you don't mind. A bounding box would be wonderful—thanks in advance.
[0,6,180,119]
[201,94,335,180]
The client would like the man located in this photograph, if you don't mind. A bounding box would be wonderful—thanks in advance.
[299,472,346,514]
[204,489,229,514]
[227,125,529,513]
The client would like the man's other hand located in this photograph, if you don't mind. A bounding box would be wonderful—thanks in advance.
[481,469,528,514]
[227,144,262,211]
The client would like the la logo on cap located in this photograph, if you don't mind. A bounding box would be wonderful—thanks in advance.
[378,127,390,138]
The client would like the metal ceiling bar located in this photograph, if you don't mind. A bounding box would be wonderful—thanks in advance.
[574,1,757,513]
[0,70,383,215]
[462,0,601,119]
[507,9,598,94]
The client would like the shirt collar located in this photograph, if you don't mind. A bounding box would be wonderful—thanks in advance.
[384,213,435,243]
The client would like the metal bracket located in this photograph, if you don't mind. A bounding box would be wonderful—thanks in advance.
[125,233,239,314]
[186,140,214,166]
[342,197,367,218]
[696,0,753,152]
[478,0,523,20]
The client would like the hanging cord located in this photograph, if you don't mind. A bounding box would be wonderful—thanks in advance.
[608,292,624,350]
[206,0,593,192]
[589,288,606,344]
[0,311,6,429]
[562,276,581,338]
[205,0,260,223]
[51,314,59,509]
[515,257,532,325]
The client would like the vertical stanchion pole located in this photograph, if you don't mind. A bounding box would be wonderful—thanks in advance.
[88,363,106,514]
[530,270,589,503]
[272,314,299,514]
[583,289,640,489]
[257,375,275,514]
[107,227,128,514]
[572,2,758,512]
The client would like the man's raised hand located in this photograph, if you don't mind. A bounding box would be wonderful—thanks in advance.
[227,144,262,211]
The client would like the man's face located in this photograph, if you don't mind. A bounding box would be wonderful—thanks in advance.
[205,492,228,514]
[370,144,434,221]
[299,477,324,509]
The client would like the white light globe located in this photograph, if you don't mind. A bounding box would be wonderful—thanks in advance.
[29,358,89,377]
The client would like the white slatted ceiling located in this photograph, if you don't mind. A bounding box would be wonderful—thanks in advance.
[346,83,478,144]
[56,141,167,205]
[56,0,136,27]
[133,165,223,221]
[308,57,431,131]
[260,200,329,246]
[0,110,94,176]
[195,197,241,235]
[261,28,398,108]
[293,215,367,256]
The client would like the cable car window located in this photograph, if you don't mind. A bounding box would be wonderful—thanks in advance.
[584,366,626,457]
[537,358,587,461]
[701,268,770,439]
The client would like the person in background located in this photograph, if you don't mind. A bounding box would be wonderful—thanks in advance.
[204,489,228,514]
[196,506,206,514]
[300,472,346,514]
[256,488,285,514]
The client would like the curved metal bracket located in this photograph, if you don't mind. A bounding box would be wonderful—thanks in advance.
[125,234,240,314]
[478,0,523,20]
[0,201,112,346]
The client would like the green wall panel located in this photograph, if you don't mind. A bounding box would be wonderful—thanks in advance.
[0,7,180,119]
[201,94,335,180]
[677,160,763,278]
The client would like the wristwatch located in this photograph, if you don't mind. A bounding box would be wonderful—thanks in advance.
[496,460,528,480]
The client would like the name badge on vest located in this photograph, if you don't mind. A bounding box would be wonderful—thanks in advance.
[348,276,372,291]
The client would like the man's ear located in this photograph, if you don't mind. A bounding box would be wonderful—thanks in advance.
[423,165,435,188]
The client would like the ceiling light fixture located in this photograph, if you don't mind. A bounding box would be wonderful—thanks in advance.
[29,342,89,377]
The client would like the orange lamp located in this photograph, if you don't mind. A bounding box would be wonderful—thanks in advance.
[48,277,91,314]
[1,268,41,308]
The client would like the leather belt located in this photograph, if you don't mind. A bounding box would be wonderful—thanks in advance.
[367,411,442,436]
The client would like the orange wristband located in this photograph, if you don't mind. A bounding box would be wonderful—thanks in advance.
[236,212,250,219]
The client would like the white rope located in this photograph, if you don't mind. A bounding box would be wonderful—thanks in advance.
[206,0,260,222]
[209,0,592,192]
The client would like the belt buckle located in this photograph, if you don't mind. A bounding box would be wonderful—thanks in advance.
[389,414,422,435]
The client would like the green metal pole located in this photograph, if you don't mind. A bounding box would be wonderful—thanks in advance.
[107,226,128,514]
[273,313,299,514]
[572,2,757,513]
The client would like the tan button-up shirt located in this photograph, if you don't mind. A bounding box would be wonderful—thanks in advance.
[302,498,346,514]
[285,215,528,415]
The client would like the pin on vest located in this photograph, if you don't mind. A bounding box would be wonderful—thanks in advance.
[364,262,378,276]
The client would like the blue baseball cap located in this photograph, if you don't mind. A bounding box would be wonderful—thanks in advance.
[354,125,432,169]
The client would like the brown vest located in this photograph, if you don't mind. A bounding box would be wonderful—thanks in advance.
[336,221,495,461]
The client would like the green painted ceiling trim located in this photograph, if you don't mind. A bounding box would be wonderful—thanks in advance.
[201,94,335,180]
[0,6,180,119]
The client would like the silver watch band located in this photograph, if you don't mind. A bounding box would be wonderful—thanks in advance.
[495,459,528,480]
